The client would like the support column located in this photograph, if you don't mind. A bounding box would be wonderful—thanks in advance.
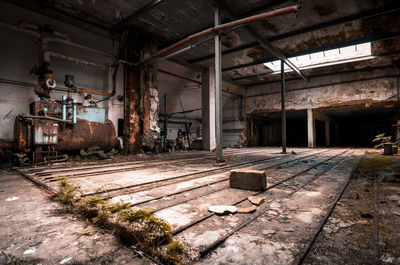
[215,7,223,162]
[281,60,287,153]
[123,41,142,154]
[325,121,330,147]
[307,108,316,148]
[202,67,216,151]
[141,41,160,151]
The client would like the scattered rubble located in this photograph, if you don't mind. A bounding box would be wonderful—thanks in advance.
[23,248,36,255]
[5,196,19,201]
[322,218,355,234]
[262,230,276,236]
[208,205,237,215]
[248,196,265,206]
[237,205,257,213]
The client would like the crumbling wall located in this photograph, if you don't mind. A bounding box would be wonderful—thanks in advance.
[247,68,398,114]
[141,41,160,150]
[123,41,141,154]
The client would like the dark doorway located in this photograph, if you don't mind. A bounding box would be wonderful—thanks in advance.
[118,119,124,137]
[318,104,395,147]
[315,119,326,147]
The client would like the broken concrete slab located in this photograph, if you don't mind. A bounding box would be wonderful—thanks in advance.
[248,196,265,205]
[229,169,266,191]
[262,230,277,236]
[208,205,237,215]
[237,205,257,213]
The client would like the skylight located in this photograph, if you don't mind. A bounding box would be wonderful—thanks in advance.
[263,42,373,73]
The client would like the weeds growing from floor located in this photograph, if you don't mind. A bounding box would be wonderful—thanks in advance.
[54,177,184,264]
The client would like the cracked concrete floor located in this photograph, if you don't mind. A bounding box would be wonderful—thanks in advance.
[0,169,153,265]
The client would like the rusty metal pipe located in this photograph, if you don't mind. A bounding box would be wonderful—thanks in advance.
[139,5,298,65]
[75,87,113,97]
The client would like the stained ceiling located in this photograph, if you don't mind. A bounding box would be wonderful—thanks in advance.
[8,0,400,86]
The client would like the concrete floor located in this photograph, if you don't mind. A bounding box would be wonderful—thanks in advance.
[0,169,154,265]
[2,147,398,264]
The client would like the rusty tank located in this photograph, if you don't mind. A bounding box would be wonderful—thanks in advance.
[14,99,117,157]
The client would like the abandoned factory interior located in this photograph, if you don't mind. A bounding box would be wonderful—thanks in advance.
[1,0,400,264]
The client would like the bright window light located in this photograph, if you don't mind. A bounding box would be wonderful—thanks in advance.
[263,42,373,73]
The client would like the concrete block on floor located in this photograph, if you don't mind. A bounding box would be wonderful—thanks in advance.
[229,169,267,191]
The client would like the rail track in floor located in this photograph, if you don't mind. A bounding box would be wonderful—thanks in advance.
[21,147,279,177]
[197,150,356,261]
[88,149,330,199]
[293,153,365,265]
[168,149,349,237]
[14,147,364,264]
[127,149,341,214]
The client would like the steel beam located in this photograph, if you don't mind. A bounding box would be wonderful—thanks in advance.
[189,3,400,65]
[110,0,163,32]
[224,32,400,73]
[163,93,168,152]
[215,0,307,80]
[215,7,224,163]
[281,60,287,153]
[138,5,298,65]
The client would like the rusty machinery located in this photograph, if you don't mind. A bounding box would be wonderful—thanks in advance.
[14,63,116,163]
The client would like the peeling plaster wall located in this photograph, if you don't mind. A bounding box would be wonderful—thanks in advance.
[0,1,122,141]
[247,68,398,113]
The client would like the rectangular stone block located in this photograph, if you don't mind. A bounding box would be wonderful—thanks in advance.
[229,169,267,191]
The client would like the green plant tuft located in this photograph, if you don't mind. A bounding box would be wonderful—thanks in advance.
[163,241,185,264]
[53,180,184,264]
[54,177,80,205]
[373,133,393,148]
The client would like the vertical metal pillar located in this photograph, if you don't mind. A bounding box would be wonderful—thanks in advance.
[215,7,223,162]
[281,60,287,153]
[163,93,168,152]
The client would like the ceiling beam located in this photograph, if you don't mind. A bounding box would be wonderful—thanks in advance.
[3,0,118,40]
[223,31,400,73]
[110,0,163,33]
[215,0,307,80]
[240,0,296,17]
[246,64,399,88]
[189,2,400,64]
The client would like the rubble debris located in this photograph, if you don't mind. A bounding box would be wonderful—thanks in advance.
[359,211,373,219]
[237,205,257,213]
[285,228,295,232]
[208,205,238,215]
[23,248,36,255]
[270,202,281,210]
[142,129,159,150]
[388,195,400,202]
[229,169,267,191]
[380,253,395,263]
[59,257,73,264]
[248,196,265,206]
[5,197,19,202]
[262,230,276,236]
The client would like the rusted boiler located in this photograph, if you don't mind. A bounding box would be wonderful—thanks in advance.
[14,99,116,162]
